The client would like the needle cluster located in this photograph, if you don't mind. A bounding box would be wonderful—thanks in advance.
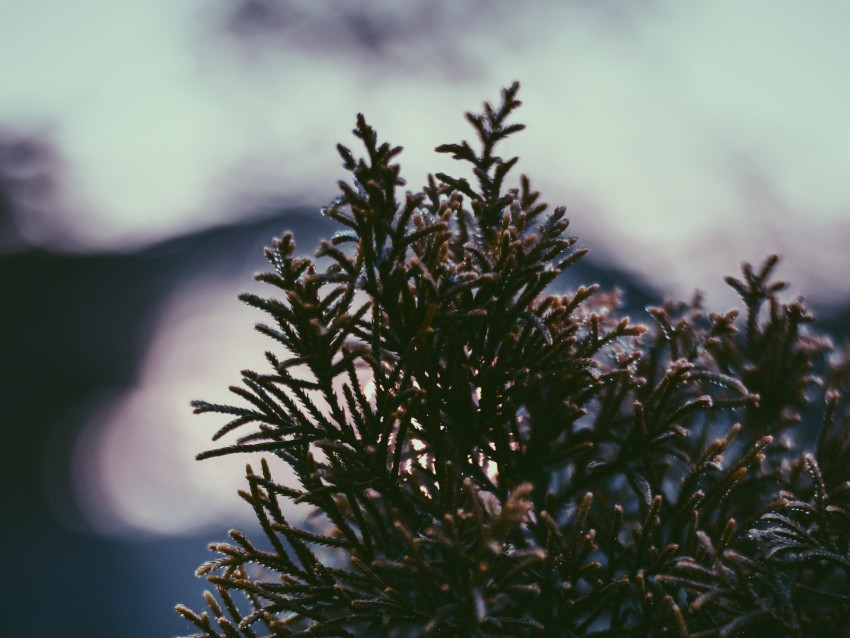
[176,84,850,637]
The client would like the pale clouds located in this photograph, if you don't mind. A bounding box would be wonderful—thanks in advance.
[2,1,848,301]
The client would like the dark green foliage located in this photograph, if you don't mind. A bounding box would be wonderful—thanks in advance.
[176,84,850,637]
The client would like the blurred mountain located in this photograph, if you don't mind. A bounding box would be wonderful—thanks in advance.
[2,209,330,637]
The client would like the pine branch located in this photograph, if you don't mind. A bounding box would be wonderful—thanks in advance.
[177,85,850,637]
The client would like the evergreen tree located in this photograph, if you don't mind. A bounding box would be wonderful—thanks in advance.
[177,84,850,636]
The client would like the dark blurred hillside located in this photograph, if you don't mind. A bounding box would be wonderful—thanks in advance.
[2,209,334,637]
[4,203,847,637]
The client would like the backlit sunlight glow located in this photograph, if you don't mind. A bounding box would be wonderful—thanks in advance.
[362,372,501,490]
[72,277,308,536]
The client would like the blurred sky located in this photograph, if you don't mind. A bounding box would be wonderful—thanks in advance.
[3,1,850,299]
[5,0,850,539]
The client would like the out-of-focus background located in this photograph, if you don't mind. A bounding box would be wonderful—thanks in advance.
[3,2,850,636]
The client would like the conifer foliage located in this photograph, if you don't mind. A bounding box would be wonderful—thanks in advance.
[177,84,850,636]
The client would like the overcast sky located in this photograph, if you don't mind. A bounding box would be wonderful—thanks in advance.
[3,0,850,303]
[7,1,850,536]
